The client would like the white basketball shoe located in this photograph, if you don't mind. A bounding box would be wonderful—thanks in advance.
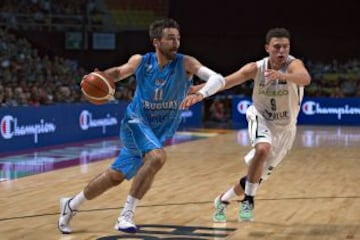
[114,210,137,233]
[58,197,77,234]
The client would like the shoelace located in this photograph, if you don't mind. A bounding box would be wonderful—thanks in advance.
[65,200,77,217]
[216,201,227,214]
[241,201,253,212]
[121,210,134,223]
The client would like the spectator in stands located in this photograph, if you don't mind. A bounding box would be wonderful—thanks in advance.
[209,98,230,123]
[14,86,29,106]
[340,77,357,97]
[3,86,17,106]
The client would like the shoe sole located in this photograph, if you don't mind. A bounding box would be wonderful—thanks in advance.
[58,220,71,234]
[213,218,226,223]
[238,217,254,222]
[116,226,137,233]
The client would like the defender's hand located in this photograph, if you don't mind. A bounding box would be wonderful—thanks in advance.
[180,93,204,109]
[188,84,205,94]
[264,69,284,81]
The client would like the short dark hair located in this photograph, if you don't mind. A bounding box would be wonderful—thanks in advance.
[149,18,180,41]
[265,28,291,44]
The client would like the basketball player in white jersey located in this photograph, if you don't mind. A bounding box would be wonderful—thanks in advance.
[181,28,311,222]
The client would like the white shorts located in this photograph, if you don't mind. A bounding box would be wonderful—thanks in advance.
[244,105,296,180]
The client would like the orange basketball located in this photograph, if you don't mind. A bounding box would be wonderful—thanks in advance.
[81,71,115,105]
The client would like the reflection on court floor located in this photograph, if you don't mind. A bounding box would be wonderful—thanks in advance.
[0,130,219,181]
[1,126,359,181]
[236,125,360,147]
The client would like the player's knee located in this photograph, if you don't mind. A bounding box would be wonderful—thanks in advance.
[255,143,271,159]
[84,169,125,199]
[144,149,167,172]
[107,169,125,186]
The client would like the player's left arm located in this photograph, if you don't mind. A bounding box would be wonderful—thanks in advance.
[265,59,311,86]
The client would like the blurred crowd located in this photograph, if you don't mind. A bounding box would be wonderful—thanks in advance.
[0,28,134,107]
[0,28,80,106]
[305,59,360,97]
[0,0,104,31]
[0,26,359,108]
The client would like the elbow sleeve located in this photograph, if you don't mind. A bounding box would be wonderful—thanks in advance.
[197,66,218,81]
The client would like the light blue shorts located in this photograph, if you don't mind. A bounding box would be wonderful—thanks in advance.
[111,118,162,180]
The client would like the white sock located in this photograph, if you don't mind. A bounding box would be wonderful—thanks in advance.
[245,182,259,196]
[221,187,237,202]
[69,191,87,210]
[120,195,139,216]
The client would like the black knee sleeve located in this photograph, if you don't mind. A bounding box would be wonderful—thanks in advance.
[240,176,262,191]
[239,176,247,190]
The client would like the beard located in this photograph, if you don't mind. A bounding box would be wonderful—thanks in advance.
[158,47,177,60]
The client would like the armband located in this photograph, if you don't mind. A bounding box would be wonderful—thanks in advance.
[198,74,225,98]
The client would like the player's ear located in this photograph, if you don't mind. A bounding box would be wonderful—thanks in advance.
[264,44,269,53]
[153,39,159,47]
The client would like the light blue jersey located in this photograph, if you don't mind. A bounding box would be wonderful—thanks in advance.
[112,52,192,179]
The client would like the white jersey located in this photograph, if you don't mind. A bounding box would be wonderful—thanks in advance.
[252,55,304,127]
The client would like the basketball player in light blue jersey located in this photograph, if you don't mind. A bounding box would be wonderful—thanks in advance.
[182,28,311,222]
[58,18,225,234]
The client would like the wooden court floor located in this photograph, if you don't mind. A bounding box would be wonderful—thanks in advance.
[0,125,359,240]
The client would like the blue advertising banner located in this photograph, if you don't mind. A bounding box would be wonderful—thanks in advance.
[231,97,252,129]
[231,97,360,129]
[179,102,202,129]
[299,98,360,125]
[0,101,202,154]
[0,103,127,154]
